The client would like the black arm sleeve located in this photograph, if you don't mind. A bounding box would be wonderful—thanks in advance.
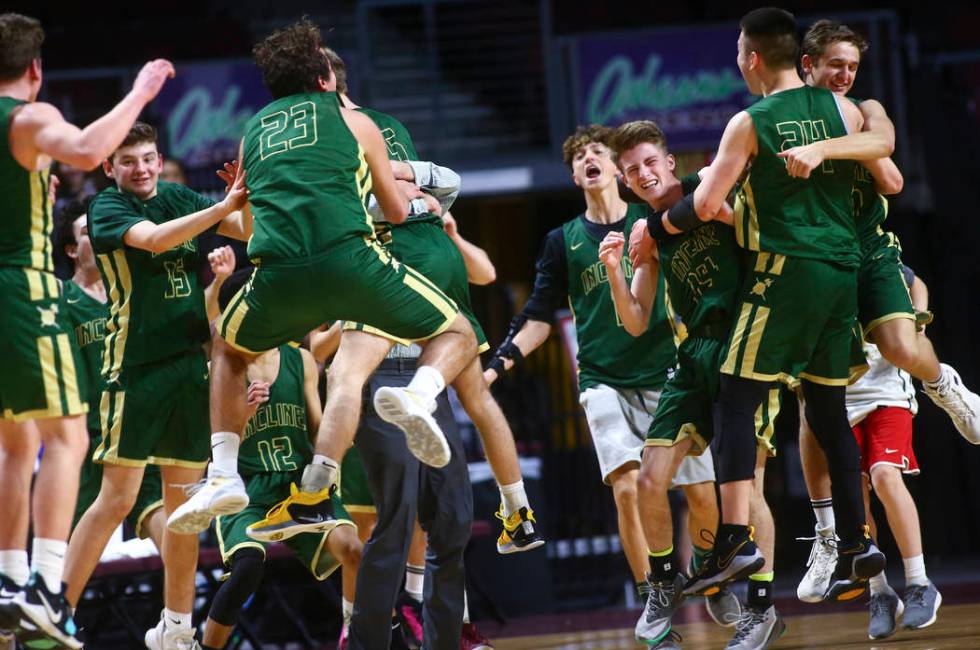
[520,227,568,323]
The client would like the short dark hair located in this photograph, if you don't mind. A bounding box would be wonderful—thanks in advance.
[561,124,615,168]
[0,13,43,81]
[321,46,347,95]
[254,17,330,99]
[801,19,869,62]
[740,7,800,71]
[609,121,669,169]
[112,122,158,159]
[53,195,92,261]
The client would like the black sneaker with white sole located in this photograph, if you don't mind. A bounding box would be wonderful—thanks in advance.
[823,534,886,603]
[10,575,82,650]
[683,527,765,598]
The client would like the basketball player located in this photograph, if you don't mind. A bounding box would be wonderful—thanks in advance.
[485,124,730,632]
[0,12,173,648]
[638,8,889,605]
[607,120,783,649]
[201,276,362,650]
[62,122,250,650]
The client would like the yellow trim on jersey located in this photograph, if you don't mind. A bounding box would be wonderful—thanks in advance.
[403,266,458,321]
[354,145,373,230]
[29,169,51,272]
[738,177,761,251]
[344,505,378,514]
[754,388,780,457]
[863,312,915,339]
[24,268,45,301]
[56,333,84,415]
[145,456,209,469]
[44,271,58,297]
[100,250,133,383]
[797,372,851,387]
[753,251,770,273]
[769,254,786,276]
[3,335,78,422]
[721,303,754,375]
[134,500,165,539]
[643,422,709,456]
[753,251,784,275]
[739,305,771,376]
[216,515,267,565]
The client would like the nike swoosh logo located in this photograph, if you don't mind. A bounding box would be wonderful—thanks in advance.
[37,588,63,625]
[885,448,898,454]
[0,587,18,598]
[716,543,743,570]
[168,617,181,625]
[67,298,81,304]
[571,242,584,250]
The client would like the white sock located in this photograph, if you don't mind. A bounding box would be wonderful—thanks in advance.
[811,498,835,535]
[301,457,339,492]
[210,432,240,474]
[163,608,192,630]
[0,550,30,586]
[499,480,529,518]
[407,365,445,406]
[342,598,353,625]
[31,538,66,593]
[405,563,424,602]
[869,571,889,594]
[903,554,928,587]
[462,588,470,625]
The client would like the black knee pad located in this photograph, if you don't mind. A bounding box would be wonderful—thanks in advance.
[208,548,265,627]
[713,375,771,484]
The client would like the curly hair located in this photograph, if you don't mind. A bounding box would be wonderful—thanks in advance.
[609,121,669,168]
[802,19,869,62]
[0,13,44,81]
[561,124,615,169]
[254,17,331,99]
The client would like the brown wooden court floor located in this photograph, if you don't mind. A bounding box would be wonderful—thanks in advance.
[493,602,980,649]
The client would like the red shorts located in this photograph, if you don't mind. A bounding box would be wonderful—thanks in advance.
[851,406,919,478]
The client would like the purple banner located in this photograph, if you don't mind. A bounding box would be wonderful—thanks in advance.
[574,25,755,151]
[154,60,271,169]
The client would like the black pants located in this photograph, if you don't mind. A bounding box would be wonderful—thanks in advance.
[348,362,473,650]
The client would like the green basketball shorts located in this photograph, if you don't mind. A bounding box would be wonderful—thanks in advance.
[219,236,459,354]
[0,268,86,422]
[720,251,858,387]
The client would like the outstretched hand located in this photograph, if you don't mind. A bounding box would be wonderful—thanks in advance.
[216,159,242,193]
[132,59,176,103]
[208,245,236,280]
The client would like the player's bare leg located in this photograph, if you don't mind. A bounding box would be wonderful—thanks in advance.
[375,314,478,468]
[635,443,689,644]
[167,336,258,534]
[451,358,543,553]
[872,319,980,443]
[0,421,39,589]
[64,464,144,606]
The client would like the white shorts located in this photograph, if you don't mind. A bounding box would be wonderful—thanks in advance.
[579,384,715,487]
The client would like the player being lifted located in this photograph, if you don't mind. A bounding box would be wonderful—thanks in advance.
[607,121,783,649]
[172,19,479,548]
[0,12,173,648]
[634,8,892,604]
[486,125,730,632]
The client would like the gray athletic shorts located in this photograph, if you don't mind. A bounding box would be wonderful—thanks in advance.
[579,383,715,487]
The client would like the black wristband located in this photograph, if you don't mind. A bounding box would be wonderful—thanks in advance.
[487,356,506,375]
[498,340,524,367]
[666,193,701,232]
[646,211,668,240]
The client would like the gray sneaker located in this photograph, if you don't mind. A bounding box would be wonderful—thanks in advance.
[903,581,942,629]
[868,584,904,639]
[635,573,684,645]
[706,585,742,628]
[650,630,682,649]
[726,605,785,650]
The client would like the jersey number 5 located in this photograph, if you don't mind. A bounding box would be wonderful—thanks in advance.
[260,101,318,160]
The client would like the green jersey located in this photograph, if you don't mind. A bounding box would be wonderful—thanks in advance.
[735,85,859,267]
[0,97,54,272]
[239,346,312,477]
[653,176,744,337]
[358,107,441,226]
[847,98,890,248]
[243,91,373,262]
[88,182,214,379]
[564,203,675,390]
[60,281,108,432]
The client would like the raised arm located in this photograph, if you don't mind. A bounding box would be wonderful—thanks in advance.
[12,60,175,171]
[393,159,461,216]
[342,108,408,224]
[600,231,657,336]
[204,245,236,322]
[215,148,254,240]
[123,175,247,253]
[443,212,496,285]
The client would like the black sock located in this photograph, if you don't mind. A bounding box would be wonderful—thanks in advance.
[636,581,651,598]
[716,523,750,547]
[648,548,678,582]
[748,576,773,609]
